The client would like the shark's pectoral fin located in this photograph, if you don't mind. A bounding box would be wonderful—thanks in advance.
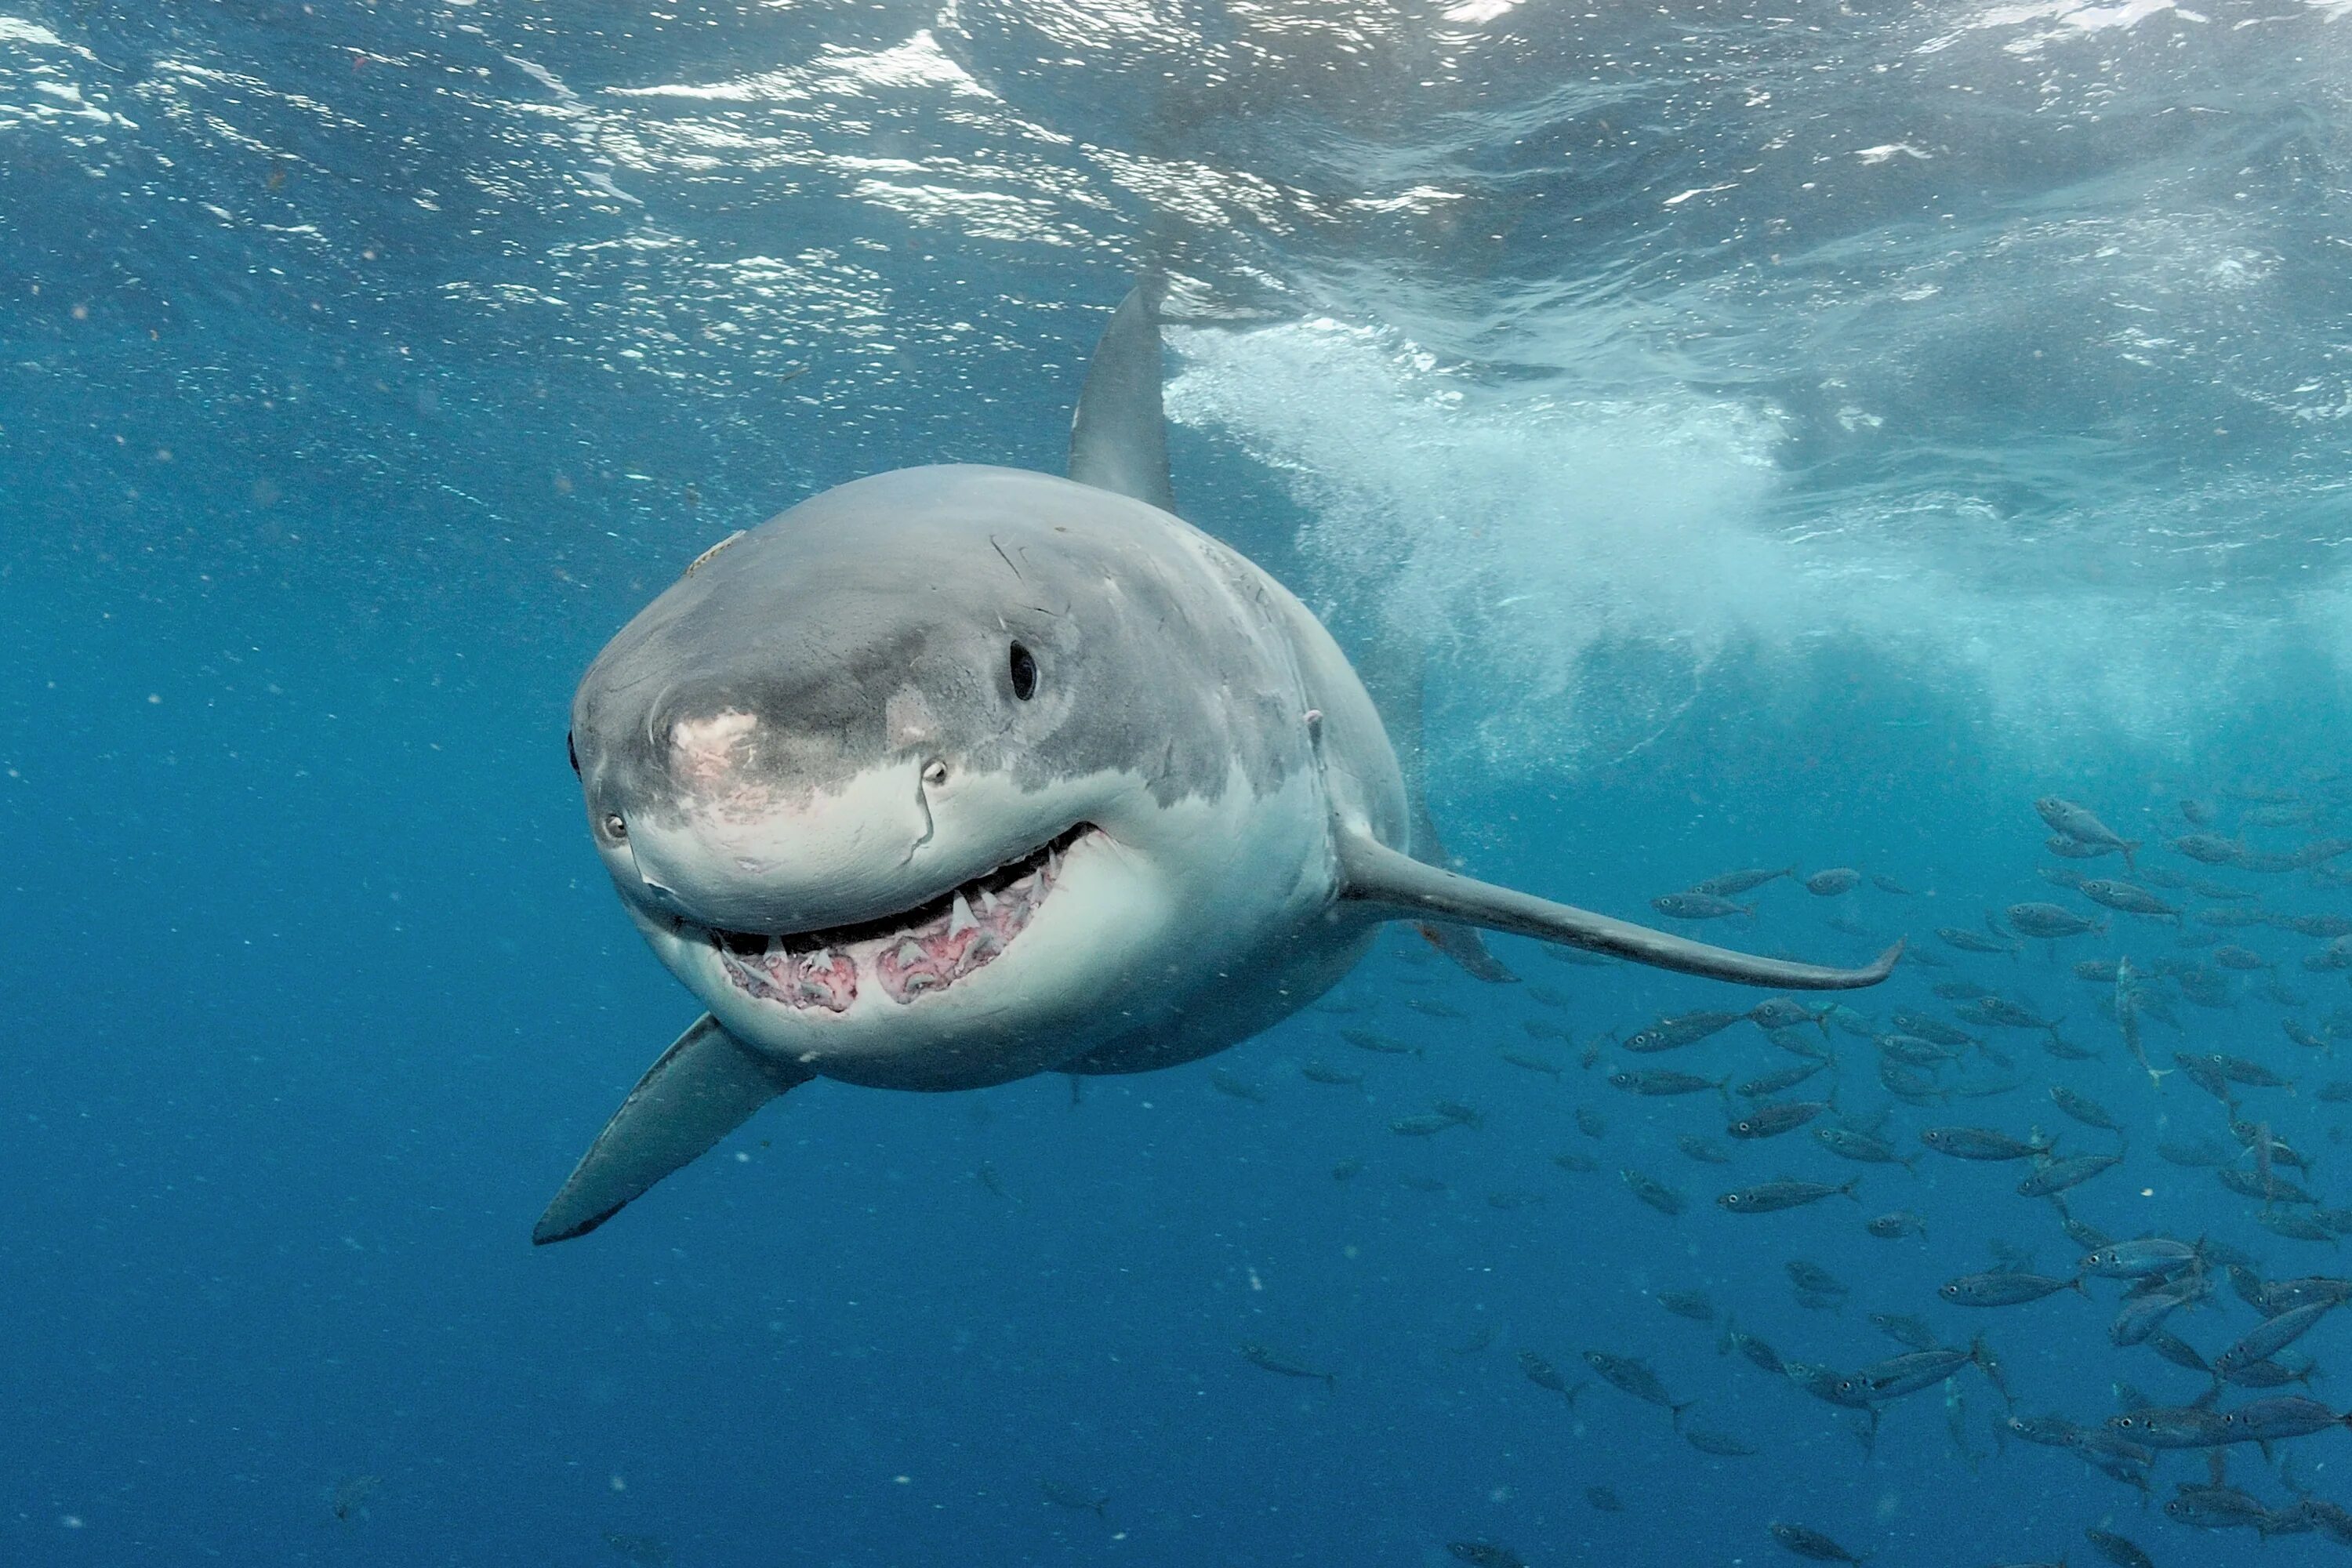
[1334,829,1900,992]
[533,1014,813,1246]
[1352,626,1514,985]
[1408,795,1517,985]
[1418,920,1519,983]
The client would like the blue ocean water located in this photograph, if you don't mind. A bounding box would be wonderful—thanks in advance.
[6,2,2352,1563]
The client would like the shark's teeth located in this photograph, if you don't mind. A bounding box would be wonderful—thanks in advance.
[715,823,1095,1012]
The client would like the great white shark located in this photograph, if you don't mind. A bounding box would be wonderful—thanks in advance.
[535,283,1899,1244]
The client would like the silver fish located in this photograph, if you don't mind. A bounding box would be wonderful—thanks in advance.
[2037,797,2140,866]
[1719,1178,1859,1214]
[1939,1271,2084,1307]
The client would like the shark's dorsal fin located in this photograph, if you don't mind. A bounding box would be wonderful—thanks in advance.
[1069,277,1175,515]
[1335,828,1900,991]
[534,1014,812,1244]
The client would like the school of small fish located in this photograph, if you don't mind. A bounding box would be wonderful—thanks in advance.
[1221,787,2352,1564]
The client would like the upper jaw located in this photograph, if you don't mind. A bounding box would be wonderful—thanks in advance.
[647,822,1098,1011]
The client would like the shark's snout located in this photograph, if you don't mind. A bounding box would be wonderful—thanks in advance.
[612,706,942,934]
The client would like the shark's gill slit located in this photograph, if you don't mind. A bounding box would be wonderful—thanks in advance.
[706,822,1096,1011]
[906,765,938,862]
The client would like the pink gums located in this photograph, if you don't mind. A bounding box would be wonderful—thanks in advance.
[716,852,1061,1013]
[722,946,859,1013]
[872,872,1050,1004]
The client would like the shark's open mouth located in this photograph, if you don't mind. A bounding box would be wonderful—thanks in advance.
[700,823,1096,1011]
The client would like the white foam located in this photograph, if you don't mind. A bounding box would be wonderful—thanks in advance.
[1170,319,1809,766]
[1164,315,2318,772]
[0,17,65,49]
[503,55,576,103]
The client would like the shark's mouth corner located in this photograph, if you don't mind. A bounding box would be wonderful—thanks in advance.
[694,822,1098,1012]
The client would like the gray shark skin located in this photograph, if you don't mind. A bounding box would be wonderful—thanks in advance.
[535,282,1899,1244]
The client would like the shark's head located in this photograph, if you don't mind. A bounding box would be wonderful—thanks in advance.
[570,463,1326,1087]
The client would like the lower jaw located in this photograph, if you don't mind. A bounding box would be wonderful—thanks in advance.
[714,919,1014,1014]
[699,826,1085,1014]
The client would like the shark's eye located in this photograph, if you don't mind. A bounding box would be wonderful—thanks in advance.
[1008,641,1038,701]
[603,812,627,840]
